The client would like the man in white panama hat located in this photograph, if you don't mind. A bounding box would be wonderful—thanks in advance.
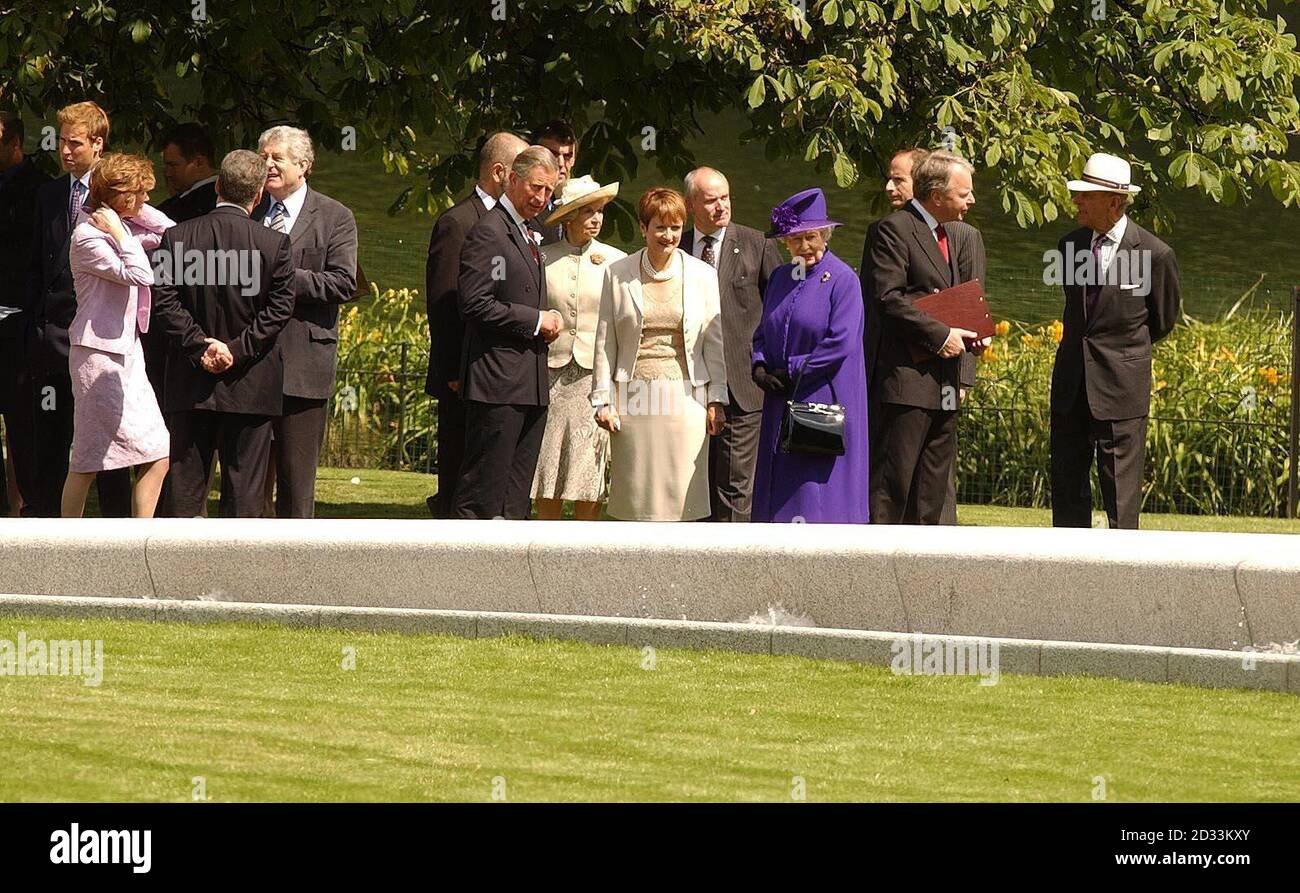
[1050,152,1181,529]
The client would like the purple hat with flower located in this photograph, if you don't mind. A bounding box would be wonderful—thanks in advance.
[766,187,842,238]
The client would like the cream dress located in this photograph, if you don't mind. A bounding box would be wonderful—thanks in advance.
[606,250,710,521]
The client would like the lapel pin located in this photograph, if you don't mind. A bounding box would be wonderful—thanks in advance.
[820,271,832,283]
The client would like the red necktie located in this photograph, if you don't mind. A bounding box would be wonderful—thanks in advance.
[935,224,950,264]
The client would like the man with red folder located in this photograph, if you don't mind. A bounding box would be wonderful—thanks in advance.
[867,150,987,524]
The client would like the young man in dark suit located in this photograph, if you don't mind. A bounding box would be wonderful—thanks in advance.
[532,121,577,245]
[868,150,988,525]
[861,146,984,523]
[157,123,218,224]
[0,112,47,515]
[680,166,783,523]
[423,131,527,517]
[150,150,296,517]
[24,101,132,517]
[1051,153,1180,529]
[454,145,561,520]
[251,126,358,518]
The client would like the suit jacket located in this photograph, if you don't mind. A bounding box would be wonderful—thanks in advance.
[543,237,627,369]
[25,172,83,373]
[867,205,987,409]
[861,216,984,394]
[590,248,728,407]
[456,203,549,406]
[157,179,217,224]
[680,224,783,412]
[424,189,488,398]
[68,203,174,355]
[0,156,47,338]
[252,186,358,400]
[150,205,296,416]
[1050,219,1180,421]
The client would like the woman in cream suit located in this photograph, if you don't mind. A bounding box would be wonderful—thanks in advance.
[591,187,727,521]
[62,153,175,518]
[531,176,626,520]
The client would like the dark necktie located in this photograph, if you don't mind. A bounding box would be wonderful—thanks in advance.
[701,235,716,267]
[934,224,950,264]
[68,179,85,227]
[1085,233,1106,319]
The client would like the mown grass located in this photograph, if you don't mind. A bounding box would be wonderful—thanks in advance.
[0,616,1294,802]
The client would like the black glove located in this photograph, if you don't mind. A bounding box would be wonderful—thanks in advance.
[752,364,792,396]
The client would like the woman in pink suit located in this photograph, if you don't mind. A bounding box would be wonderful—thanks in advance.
[62,153,175,517]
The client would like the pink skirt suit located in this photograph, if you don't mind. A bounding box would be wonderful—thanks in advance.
[66,204,175,473]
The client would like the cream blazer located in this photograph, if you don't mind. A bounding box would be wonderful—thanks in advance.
[590,248,728,407]
[543,237,626,369]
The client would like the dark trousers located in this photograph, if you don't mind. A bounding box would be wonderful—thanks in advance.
[869,402,957,525]
[164,409,274,518]
[0,340,37,514]
[28,370,130,517]
[1051,384,1147,529]
[708,399,761,522]
[272,394,328,518]
[455,400,547,520]
[433,392,467,519]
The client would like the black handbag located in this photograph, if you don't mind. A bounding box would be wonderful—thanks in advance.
[778,367,845,456]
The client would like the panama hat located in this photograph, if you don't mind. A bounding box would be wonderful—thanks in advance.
[1067,153,1142,194]
[544,175,620,226]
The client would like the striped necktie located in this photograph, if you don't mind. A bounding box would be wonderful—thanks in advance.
[68,179,85,227]
[267,201,288,233]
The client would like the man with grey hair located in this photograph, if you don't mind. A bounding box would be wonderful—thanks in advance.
[868,149,987,525]
[454,145,561,519]
[151,150,296,516]
[252,125,358,518]
[680,165,782,522]
[423,131,528,517]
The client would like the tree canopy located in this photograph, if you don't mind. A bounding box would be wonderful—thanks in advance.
[5,0,1300,234]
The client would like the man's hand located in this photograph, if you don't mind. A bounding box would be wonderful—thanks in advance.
[595,404,621,433]
[448,380,460,393]
[201,338,233,374]
[968,336,993,356]
[937,327,978,359]
[706,401,726,436]
[539,309,563,343]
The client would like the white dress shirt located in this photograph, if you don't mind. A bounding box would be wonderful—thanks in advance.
[1092,214,1129,283]
[474,184,498,211]
[180,174,217,199]
[909,198,944,244]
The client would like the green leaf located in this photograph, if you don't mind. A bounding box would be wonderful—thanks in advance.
[822,0,840,26]
[832,153,858,188]
[984,142,1001,166]
[129,19,151,44]
[747,74,766,109]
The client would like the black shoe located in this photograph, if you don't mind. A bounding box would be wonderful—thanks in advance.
[426,495,439,518]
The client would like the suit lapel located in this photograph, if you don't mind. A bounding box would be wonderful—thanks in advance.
[499,206,541,287]
[628,250,646,319]
[907,206,952,286]
[1086,220,1141,332]
[290,187,316,247]
[52,175,72,248]
[716,232,739,290]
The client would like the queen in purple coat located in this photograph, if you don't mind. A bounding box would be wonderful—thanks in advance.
[751,188,869,524]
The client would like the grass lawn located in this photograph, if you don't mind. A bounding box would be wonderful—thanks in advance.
[308,466,1300,533]
[0,615,1294,802]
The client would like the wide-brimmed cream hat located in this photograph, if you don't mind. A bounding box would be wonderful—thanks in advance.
[1067,153,1141,194]
[545,175,619,226]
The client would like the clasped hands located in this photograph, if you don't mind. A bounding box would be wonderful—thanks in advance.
[752,364,792,397]
[595,401,726,436]
[538,309,563,344]
[201,338,234,374]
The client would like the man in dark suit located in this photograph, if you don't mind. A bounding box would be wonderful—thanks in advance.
[151,150,296,517]
[423,131,527,517]
[157,123,218,223]
[1051,153,1180,529]
[455,145,562,519]
[24,101,131,517]
[868,150,987,525]
[0,112,47,516]
[680,166,782,522]
[251,126,358,518]
[861,146,984,523]
[532,121,577,245]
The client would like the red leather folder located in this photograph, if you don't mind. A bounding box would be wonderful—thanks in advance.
[907,278,994,363]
